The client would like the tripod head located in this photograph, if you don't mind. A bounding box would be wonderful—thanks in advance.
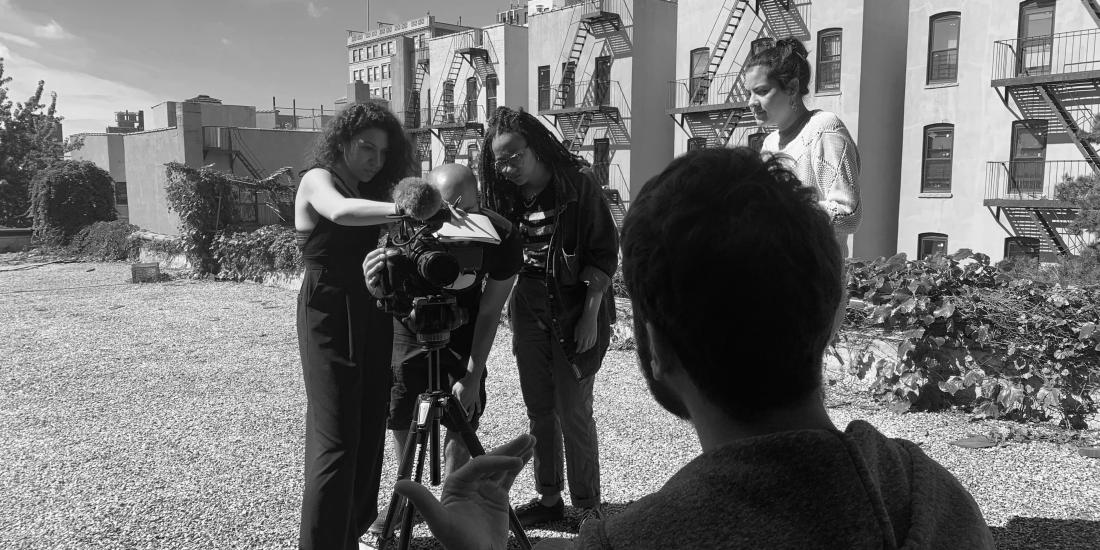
[405,294,468,350]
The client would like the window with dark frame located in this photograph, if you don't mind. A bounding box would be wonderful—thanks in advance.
[537,65,550,111]
[922,124,954,193]
[686,137,707,151]
[689,47,709,102]
[928,13,960,83]
[485,74,498,114]
[1004,236,1040,260]
[917,233,949,260]
[816,29,842,93]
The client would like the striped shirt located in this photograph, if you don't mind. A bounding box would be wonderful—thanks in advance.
[518,186,557,278]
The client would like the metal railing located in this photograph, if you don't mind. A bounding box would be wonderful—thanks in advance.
[761,0,812,39]
[594,163,629,200]
[433,104,489,127]
[578,0,627,17]
[451,29,484,50]
[667,71,749,110]
[985,160,1096,201]
[543,79,626,112]
[992,28,1100,81]
[415,47,430,64]
[404,107,432,129]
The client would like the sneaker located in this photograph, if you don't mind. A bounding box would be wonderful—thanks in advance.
[515,497,565,528]
[577,504,604,530]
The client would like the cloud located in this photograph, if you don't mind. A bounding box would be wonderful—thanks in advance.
[32,20,74,41]
[0,48,161,138]
[221,37,232,46]
[0,31,38,48]
[306,2,327,18]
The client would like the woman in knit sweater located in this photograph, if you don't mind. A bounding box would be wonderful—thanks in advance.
[741,37,861,335]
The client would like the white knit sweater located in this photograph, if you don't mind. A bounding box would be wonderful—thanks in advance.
[759,110,862,235]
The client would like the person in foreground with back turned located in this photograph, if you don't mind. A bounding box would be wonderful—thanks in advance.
[294,101,413,550]
[391,148,995,549]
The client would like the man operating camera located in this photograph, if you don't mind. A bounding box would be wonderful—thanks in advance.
[362,164,522,533]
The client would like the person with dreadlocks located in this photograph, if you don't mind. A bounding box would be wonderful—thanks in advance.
[479,106,619,528]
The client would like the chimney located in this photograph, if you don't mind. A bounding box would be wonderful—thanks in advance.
[137,110,145,131]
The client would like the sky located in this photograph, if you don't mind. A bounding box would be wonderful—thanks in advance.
[0,0,509,137]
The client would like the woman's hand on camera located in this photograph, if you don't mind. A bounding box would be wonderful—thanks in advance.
[363,248,395,298]
[394,434,535,550]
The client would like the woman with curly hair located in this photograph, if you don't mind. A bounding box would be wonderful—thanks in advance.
[742,37,861,338]
[479,106,618,528]
[293,101,413,550]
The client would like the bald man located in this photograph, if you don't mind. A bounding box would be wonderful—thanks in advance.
[363,163,523,542]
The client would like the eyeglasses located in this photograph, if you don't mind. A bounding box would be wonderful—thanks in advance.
[493,148,527,172]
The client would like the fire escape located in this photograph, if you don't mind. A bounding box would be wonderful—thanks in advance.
[407,45,433,172]
[427,30,496,167]
[666,0,810,148]
[538,0,625,156]
[537,0,629,224]
[987,18,1099,260]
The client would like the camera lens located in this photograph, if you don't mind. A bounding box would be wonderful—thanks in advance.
[417,251,460,288]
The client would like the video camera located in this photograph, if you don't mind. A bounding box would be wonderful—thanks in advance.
[376,178,469,348]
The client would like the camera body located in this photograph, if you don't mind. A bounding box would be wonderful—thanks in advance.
[378,211,469,348]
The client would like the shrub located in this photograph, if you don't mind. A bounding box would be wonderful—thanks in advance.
[28,160,116,245]
[211,225,301,281]
[845,250,1100,428]
[68,220,140,261]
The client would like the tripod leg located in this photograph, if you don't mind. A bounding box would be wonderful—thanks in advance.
[440,397,533,550]
[378,416,420,546]
[397,430,429,550]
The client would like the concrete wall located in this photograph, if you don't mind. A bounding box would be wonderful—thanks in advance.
[895,0,1093,260]
[147,102,178,130]
[121,127,185,235]
[853,0,908,259]
[500,24,530,111]
[629,0,678,196]
[198,103,257,128]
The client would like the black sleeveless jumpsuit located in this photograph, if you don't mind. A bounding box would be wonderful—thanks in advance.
[296,168,392,550]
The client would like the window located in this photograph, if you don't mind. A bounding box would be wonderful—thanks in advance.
[561,61,577,107]
[115,181,127,205]
[816,29,842,92]
[917,233,948,260]
[687,137,707,151]
[351,49,359,62]
[747,132,768,152]
[444,144,457,164]
[485,74,498,114]
[1005,237,1040,260]
[466,77,479,121]
[928,13,960,83]
[382,64,390,79]
[538,65,550,111]
[1009,120,1047,194]
[1017,0,1056,76]
[443,80,455,123]
[689,47,709,102]
[921,124,953,192]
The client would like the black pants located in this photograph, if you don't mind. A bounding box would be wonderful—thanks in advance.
[297,267,393,550]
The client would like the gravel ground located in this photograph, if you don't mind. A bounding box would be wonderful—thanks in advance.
[1,260,1099,549]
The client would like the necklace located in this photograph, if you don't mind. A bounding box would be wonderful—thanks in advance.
[522,192,540,208]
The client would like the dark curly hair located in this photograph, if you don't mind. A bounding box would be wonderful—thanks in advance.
[479,106,586,221]
[306,101,414,193]
[745,37,811,96]
[622,147,842,420]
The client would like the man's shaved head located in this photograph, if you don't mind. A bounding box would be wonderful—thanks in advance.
[428,163,479,210]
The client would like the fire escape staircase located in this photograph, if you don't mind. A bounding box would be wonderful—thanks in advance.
[758,0,810,41]
[692,0,751,104]
[1001,206,1072,258]
[559,26,589,108]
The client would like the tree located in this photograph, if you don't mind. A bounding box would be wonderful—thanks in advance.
[29,160,117,245]
[0,58,65,227]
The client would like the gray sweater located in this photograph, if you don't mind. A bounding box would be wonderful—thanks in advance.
[572,420,994,549]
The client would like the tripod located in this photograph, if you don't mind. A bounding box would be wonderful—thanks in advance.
[375,342,533,550]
